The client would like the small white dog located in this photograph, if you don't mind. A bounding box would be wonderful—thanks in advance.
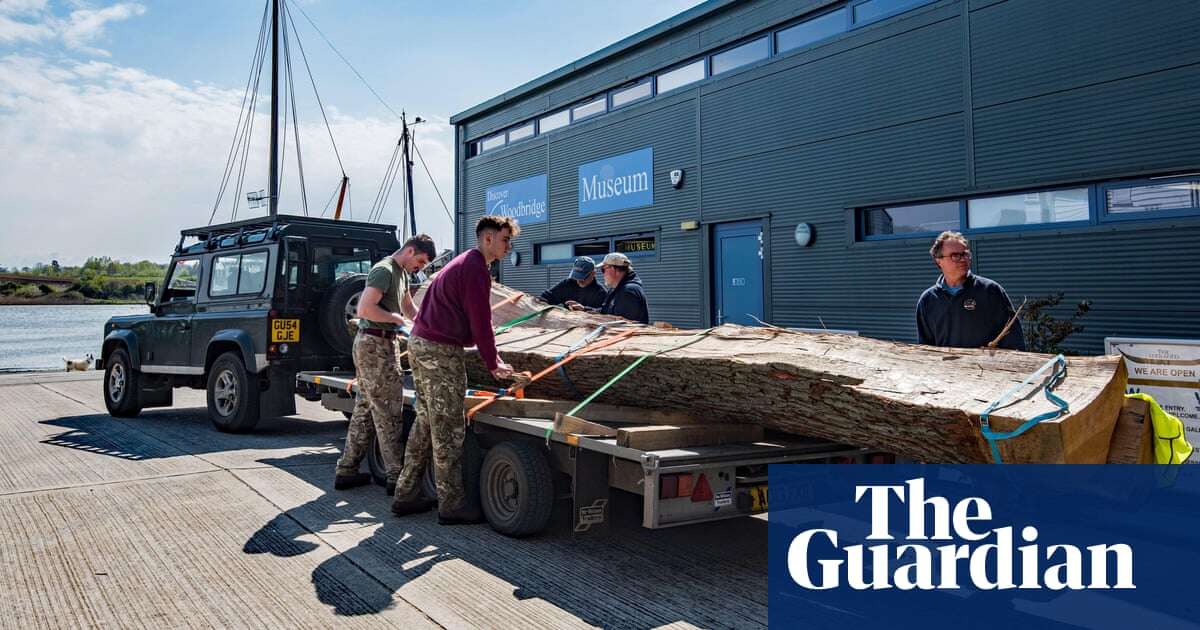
[64,354,95,372]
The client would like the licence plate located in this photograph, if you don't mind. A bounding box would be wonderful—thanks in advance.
[749,486,768,513]
[271,319,300,342]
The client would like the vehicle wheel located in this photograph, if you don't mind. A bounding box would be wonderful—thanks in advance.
[319,273,366,355]
[368,406,416,486]
[480,441,554,536]
[206,351,261,433]
[103,348,142,417]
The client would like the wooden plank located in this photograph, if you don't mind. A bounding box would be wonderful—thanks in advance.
[1106,397,1154,464]
[466,396,704,425]
[616,424,765,450]
[553,412,618,437]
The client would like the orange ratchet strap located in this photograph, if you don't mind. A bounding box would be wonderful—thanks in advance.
[466,329,639,421]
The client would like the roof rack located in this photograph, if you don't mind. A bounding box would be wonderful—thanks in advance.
[180,214,397,240]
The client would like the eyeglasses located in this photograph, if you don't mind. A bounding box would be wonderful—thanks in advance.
[937,252,972,262]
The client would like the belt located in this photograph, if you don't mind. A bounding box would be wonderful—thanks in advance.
[359,327,398,339]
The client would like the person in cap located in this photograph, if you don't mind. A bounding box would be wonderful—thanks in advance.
[391,215,520,525]
[568,252,649,324]
[916,231,1025,350]
[335,234,436,494]
[539,256,606,309]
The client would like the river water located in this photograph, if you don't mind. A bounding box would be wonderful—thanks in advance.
[0,304,147,372]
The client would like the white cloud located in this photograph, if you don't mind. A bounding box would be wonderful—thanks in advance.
[0,53,456,268]
[0,1,144,55]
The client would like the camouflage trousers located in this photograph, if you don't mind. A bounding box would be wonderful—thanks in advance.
[335,333,406,481]
[392,336,467,510]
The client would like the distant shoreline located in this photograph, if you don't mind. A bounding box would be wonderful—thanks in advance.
[0,297,142,306]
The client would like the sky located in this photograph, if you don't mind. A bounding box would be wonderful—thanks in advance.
[0,0,704,269]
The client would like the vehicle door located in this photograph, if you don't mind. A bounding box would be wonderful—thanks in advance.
[142,257,200,371]
[193,248,273,371]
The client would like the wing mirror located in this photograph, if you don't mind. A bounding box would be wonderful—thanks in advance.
[144,281,157,306]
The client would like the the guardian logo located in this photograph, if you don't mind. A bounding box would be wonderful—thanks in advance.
[788,478,1135,591]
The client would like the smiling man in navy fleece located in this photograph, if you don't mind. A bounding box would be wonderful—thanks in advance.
[916,231,1025,351]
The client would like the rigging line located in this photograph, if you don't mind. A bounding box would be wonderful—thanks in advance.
[284,1,345,175]
[377,146,405,224]
[290,2,403,122]
[319,178,341,217]
[411,134,455,225]
[346,180,352,219]
[278,38,288,207]
[282,5,309,216]
[211,1,270,225]
[369,140,399,219]
[370,140,401,222]
[232,44,268,222]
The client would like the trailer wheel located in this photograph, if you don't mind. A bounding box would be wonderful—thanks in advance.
[206,351,261,433]
[480,441,554,536]
[103,348,142,417]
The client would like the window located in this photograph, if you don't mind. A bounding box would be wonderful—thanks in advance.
[656,59,705,94]
[539,109,569,133]
[967,188,1088,229]
[573,241,610,258]
[777,8,847,53]
[611,80,651,108]
[861,201,960,237]
[614,235,656,257]
[163,258,200,302]
[1104,177,1200,217]
[711,37,769,75]
[238,251,269,295]
[853,0,930,24]
[480,133,506,152]
[210,255,240,297]
[508,122,534,142]
[571,97,606,122]
[210,251,270,297]
[536,242,573,264]
[312,246,372,290]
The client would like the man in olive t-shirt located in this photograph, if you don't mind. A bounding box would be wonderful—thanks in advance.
[334,234,437,494]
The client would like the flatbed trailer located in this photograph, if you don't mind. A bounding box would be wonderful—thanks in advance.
[297,370,881,536]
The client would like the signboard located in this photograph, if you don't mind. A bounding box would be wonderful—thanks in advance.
[578,147,653,216]
[486,174,547,225]
[1106,336,1200,444]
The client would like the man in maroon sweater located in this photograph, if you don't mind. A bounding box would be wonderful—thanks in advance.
[391,215,518,524]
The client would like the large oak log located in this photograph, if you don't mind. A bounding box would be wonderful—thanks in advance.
[424,281,1127,464]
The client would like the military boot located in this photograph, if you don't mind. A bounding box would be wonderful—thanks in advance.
[333,472,372,490]
[391,494,436,516]
[437,503,484,526]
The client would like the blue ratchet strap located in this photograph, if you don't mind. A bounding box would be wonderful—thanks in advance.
[979,354,1070,464]
[555,325,607,400]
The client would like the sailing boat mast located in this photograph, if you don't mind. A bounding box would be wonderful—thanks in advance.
[400,112,420,238]
[268,0,281,217]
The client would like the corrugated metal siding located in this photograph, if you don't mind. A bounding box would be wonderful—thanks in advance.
[701,13,962,166]
[457,0,1200,353]
[973,64,1200,188]
[970,0,1200,108]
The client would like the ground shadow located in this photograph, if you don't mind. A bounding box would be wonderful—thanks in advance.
[244,450,771,627]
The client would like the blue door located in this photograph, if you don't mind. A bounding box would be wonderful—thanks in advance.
[713,220,764,326]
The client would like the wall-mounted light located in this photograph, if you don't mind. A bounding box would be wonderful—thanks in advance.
[508,251,521,266]
[794,222,815,247]
[670,169,685,189]
[680,220,699,231]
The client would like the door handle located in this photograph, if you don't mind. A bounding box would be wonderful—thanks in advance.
[716,309,724,324]
[180,321,191,331]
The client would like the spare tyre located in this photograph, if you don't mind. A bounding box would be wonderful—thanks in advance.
[320,273,366,355]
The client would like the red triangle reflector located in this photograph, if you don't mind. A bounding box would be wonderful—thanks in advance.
[691,473,713,502]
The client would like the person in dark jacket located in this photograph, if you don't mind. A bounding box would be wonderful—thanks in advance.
[916,231,1025,351]
[539,256,606,309]
[569,252,649,324]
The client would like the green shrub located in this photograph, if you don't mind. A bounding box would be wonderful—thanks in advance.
[12,284,43,299]
[1021,293,1092,355]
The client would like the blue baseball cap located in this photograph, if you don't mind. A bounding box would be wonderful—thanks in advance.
[568,256,596,281]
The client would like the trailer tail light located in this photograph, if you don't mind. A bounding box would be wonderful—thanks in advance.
[677,473,695,497]
[691,473,713,503]
[658,473,698,499]
[659,474,679,500]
